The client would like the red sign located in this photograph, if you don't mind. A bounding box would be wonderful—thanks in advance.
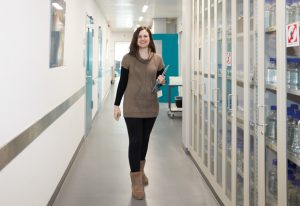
[286,23,299,47]
[225,52,232,66]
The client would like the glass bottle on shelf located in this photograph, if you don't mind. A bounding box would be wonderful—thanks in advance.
[266,105,277,141]
[287,59,292,88]
[294,0,300,22]
[268,158,278,199]
[266,58,277,84]
[237,139,244,172]
[265,0,272,29]
[226,24,232,41]
[269,0,276,29]
[288,108,296,148]
[292,0,298,23]
[287,60,299,89]
[290,111,300,153]
[287,0,294,24]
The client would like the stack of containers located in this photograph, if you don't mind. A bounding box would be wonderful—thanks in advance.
[287,103,300,205]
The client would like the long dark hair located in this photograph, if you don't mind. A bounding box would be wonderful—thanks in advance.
[129,26,156,56]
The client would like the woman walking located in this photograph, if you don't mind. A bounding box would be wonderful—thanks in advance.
[113,26,166,200]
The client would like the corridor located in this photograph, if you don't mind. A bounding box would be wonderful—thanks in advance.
[53,85,219,206]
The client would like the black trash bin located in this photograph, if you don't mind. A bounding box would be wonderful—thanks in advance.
[175,96,182,108]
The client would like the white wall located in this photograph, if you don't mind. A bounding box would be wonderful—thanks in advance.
[0,0,110,205]
[166,20,177,33]
[152,18,167,33]
[97,25,114,107]
[177,16,183,33]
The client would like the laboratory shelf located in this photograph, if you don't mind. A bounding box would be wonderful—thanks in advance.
[266,139,300,167]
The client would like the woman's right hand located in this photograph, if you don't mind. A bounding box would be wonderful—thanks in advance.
[114,106,121,121]
[157,75,166,85]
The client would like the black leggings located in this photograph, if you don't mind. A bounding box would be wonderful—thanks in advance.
[124,117,156,172]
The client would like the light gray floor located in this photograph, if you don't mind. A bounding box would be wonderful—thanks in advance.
[53,85,220,206]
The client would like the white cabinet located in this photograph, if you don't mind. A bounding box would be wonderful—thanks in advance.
[190,0,300,205]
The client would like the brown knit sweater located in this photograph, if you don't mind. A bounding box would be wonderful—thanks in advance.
[122,53,164,118]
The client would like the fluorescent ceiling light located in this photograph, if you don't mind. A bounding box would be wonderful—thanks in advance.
[138,16,143,21]
[142,5,148,13]
[52,2,63,10]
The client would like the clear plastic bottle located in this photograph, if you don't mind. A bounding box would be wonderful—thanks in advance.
[268,159,278,198]
[266,106,277,141]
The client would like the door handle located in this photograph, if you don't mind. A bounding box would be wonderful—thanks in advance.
[227,94,233,117]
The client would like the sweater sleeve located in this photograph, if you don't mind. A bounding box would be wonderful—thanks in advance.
[156,68,165,78]
[114,67,129,106]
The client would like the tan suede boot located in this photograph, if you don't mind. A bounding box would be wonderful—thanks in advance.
[140,160,149,185]
[130,172,145,199]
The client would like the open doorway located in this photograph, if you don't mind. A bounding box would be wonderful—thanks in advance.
[114,42,130,79]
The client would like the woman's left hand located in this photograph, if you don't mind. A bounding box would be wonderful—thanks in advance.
[157,75,166,85]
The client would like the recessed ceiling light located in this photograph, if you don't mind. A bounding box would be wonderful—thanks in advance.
[142,5,148,13]
[139,16,143,21]
[52,2,63,10]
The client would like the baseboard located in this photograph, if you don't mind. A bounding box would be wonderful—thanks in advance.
[185,149,224,206]
[47,137,85,206]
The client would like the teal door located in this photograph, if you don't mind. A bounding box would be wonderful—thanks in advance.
[152,34,179,103]
[85,15,93,136]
